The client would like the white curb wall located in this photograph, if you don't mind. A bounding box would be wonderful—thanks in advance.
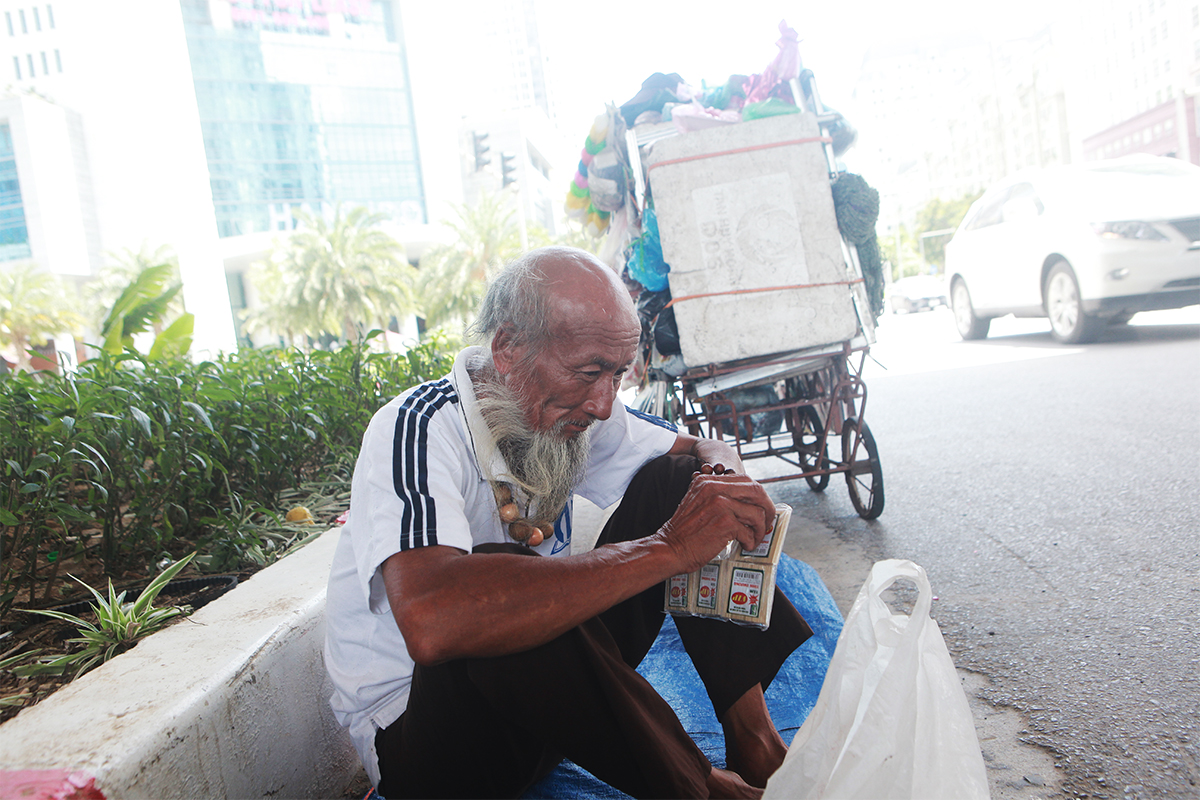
[0,527,361,800]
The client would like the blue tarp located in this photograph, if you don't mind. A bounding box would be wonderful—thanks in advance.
[524,555,844,799]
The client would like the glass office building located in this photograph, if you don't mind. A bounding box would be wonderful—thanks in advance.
[180,0,425,238]
[0,122,31,261]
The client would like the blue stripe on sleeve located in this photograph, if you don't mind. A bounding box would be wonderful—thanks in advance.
[626,406,678,433]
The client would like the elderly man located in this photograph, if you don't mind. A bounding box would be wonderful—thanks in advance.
[325,246,812,799]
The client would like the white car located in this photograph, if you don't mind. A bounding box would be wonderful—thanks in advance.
[944,155,1200,343]
[886,274,948,313]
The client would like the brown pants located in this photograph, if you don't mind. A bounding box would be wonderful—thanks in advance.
[375,455,813,799]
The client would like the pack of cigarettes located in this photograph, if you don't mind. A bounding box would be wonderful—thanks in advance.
[664,503,791,629]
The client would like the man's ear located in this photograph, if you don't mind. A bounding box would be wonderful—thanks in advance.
[490,326,523,376]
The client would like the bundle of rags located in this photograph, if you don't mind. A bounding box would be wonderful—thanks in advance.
[831,174,885,321]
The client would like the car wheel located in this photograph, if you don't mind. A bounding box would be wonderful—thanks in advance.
[1045,261,1102,344]
[950,278,990,340]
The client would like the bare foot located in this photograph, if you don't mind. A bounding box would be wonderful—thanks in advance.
[706,766,764,799]
[724,725,787,789]
[721,684,788,788]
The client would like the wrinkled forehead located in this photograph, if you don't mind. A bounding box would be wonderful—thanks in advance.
[540,257,639,338]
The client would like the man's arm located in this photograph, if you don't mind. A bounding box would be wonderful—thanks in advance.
[384,466,775,666]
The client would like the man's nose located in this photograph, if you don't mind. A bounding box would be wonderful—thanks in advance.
[581,378,617,420]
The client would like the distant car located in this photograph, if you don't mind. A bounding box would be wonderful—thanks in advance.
[944,155,1200,343]
[886,275,947,313]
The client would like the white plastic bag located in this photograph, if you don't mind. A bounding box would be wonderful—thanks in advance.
[764,560,989,800]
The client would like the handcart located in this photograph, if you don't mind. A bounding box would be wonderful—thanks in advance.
[621,71,886,520]
[637,336,884,520]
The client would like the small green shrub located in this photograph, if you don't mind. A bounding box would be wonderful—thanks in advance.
[13,554,195,678]
[0,333,453,615]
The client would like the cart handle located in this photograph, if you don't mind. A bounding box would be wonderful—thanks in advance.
[645,136,833,173]
[663,278,864,310]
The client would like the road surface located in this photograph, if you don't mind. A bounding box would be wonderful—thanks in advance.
[768,307,1200,799]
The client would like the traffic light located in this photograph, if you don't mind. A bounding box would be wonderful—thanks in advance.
[501,152,517,187]
[472,132,490,172]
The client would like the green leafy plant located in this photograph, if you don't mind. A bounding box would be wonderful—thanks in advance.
[86,243,185,333]
[1,333,455,614]
[13,553,195,678]
[98,262,194,358]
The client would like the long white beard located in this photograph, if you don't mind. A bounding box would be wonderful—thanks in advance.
[474,371,591,527]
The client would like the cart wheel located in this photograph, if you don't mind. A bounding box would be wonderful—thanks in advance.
[841,418,884,519]
[796,406,830,492]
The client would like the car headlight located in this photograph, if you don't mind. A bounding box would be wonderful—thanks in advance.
[1090,221,1168,241]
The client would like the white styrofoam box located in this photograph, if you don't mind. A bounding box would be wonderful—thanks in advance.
[646,113,858,367]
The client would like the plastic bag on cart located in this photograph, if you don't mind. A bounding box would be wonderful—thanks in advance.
[742,97,801,121]
[743,20,801,104]
[713,385,783,440]
[626,206,670,292]
[635,288,681,356]
[619,72,686,126]
[763,560,989,800]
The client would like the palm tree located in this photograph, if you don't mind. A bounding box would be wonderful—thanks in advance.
[0,262,84,371]
[553,221,603,255]
[240,255,308,348]
[417,191,620,336]
[97,263,194,359]
[87,243,184,336]
[416,193,524,334]
[244,205,416,347]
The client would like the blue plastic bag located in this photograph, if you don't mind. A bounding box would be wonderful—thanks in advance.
[626,207,670,293]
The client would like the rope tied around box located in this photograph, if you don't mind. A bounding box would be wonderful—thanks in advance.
[662,278,865,310]
[645,136,833,174]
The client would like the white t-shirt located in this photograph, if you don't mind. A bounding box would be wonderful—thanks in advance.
[324,347,679,785]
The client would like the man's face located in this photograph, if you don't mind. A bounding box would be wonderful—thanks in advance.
[506,319,640,437]
[490,254,642,438]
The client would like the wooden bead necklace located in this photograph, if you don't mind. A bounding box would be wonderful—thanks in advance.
[492,482,554,547]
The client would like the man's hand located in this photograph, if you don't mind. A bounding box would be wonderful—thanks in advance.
[671,431,748,479]
[656,471,776,574]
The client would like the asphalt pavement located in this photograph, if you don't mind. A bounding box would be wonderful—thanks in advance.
[763,306,1200,800]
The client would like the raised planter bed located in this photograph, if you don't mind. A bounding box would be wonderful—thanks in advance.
[0,527,359,800]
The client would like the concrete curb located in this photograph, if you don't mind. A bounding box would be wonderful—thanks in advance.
[0,527,359,800]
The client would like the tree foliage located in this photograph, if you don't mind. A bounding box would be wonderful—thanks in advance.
[98,263,193,358]
[552,222,603,255]
[416,191,595,336]
[416,193,524,335]
[0,262,84,371]
[87,243,184,335]
[244,205,415,347]
[912,191,982,271]
[878,227,922,281]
